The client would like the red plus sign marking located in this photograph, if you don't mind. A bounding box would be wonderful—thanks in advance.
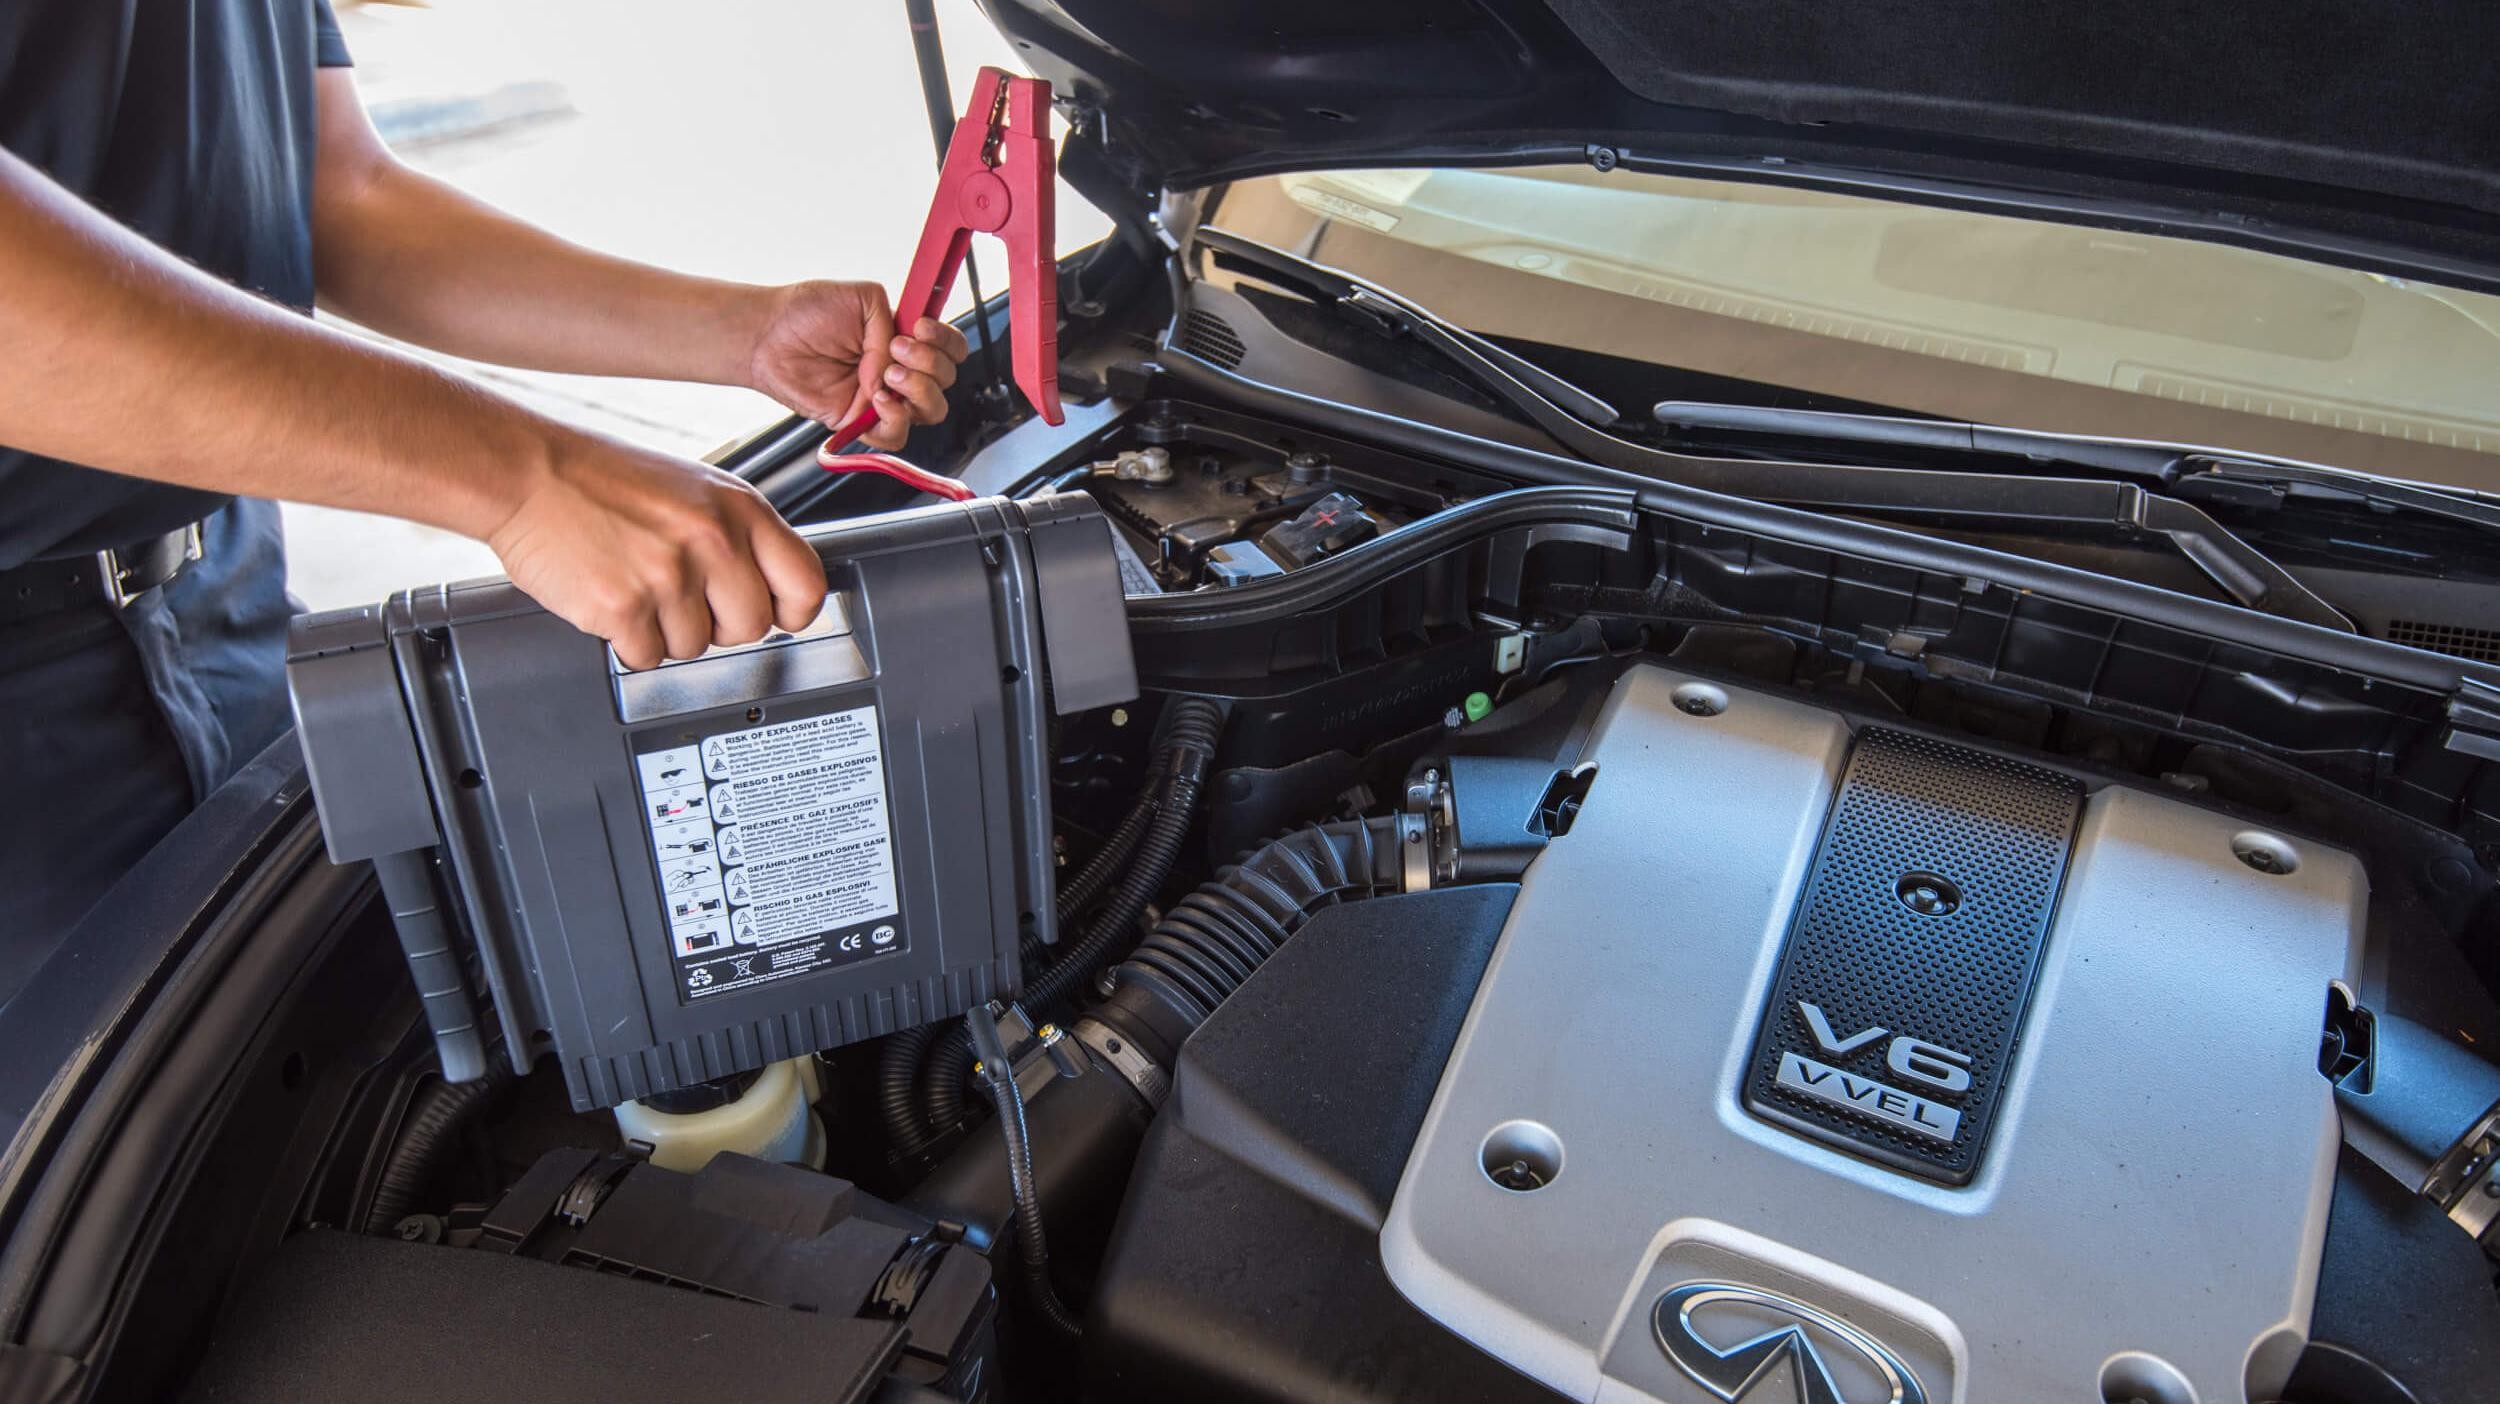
[1311,509,1340,527]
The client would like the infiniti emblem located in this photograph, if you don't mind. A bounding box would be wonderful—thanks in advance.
[1653,1283,1927,1404]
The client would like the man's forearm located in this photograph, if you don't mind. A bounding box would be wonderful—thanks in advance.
[0,145,572,540]
[309,72,772,388]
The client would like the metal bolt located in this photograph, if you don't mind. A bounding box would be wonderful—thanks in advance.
[1895,871,1960,917]
[1489,1158,1545,1191]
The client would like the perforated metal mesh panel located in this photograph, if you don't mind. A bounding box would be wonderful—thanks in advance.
[2387,617,2500,664]
[1178,308,1247,370]
[1742,727,2081,1184]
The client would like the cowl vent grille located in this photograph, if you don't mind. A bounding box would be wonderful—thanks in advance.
[2386,618,2500,664]
[1177,308,1246,370]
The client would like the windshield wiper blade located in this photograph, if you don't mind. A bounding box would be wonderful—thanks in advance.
[1176,233,2351,631]
[1654,400,2500,536]
[1653,401,2184,481]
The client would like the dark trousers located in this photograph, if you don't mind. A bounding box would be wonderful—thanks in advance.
[0,500,296,1005]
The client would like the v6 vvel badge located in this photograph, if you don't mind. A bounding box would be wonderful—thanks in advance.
[1773,1002,1973,1144]
[1653,1283,1927,1404]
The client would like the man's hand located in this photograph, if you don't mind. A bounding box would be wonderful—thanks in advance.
[745,280,972,450]
[485,438,831,671]
[312,76,972,453]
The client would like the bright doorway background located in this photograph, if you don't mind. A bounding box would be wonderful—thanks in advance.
[285,0,1108,608]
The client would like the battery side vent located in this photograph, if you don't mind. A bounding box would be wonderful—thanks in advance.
[2386,618,2500,664]
[1178,308,1247,370]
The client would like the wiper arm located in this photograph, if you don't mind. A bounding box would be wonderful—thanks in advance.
[2180,459,2500,536]
[1197,228,1623,427]
[1655,400,2500,536]
[1179,232,2350,631]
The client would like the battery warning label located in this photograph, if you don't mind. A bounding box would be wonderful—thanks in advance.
[633,704,905,1002]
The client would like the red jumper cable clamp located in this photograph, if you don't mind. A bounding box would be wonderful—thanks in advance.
[819,66,1061,501]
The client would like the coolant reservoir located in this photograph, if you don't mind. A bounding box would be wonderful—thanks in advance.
[612,1057,826,1173]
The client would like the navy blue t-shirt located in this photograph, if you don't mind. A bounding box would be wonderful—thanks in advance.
[0,1,352,568]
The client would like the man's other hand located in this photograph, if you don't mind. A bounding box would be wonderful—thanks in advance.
[486,438,830,670]
[745,280,972,450]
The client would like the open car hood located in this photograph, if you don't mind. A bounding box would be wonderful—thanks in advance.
[983,0,2500,289]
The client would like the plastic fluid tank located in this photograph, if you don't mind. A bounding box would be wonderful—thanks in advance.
[612,1057,826,1173]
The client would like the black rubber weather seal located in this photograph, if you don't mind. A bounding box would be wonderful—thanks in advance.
[1154,345,2499,696]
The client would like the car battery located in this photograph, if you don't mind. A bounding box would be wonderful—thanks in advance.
[286,494,1135,1110]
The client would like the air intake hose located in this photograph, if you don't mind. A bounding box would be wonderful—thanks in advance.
[898,818,1404,1318]
[913,698,1224,1137]
[1091,816,1402,1070]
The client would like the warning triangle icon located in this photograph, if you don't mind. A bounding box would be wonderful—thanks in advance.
[707,750,732,778]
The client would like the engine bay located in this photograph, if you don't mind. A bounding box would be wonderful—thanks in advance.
[117,382,2500,1404]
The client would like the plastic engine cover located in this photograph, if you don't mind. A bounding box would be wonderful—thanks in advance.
[287,495,1135,1110]
[1381,665,2364,1403]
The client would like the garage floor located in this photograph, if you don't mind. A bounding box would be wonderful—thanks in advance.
[284,0,1109,609]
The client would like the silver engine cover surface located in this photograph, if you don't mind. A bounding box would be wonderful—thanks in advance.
[1381,666,2364,1403]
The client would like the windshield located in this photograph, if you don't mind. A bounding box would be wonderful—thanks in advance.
[1206,166,2500,492]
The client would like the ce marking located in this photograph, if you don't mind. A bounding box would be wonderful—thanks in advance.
[838,932,866,953]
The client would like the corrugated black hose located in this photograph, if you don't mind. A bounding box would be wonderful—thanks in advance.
[877,1023,942,1158]
[1022,697,1224,1016]
[919,1024,977,1137]
[363,1064,515,1234]
[1092,817,1403,1068]
[912,700,1223,1138]
[1051,751,1168,930]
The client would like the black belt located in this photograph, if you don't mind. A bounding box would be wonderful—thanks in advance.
[0,523,204,624]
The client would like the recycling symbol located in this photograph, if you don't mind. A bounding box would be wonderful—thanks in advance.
[687,967,713,989]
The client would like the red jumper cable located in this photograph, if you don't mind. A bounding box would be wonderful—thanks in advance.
[818,66,1061,501]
